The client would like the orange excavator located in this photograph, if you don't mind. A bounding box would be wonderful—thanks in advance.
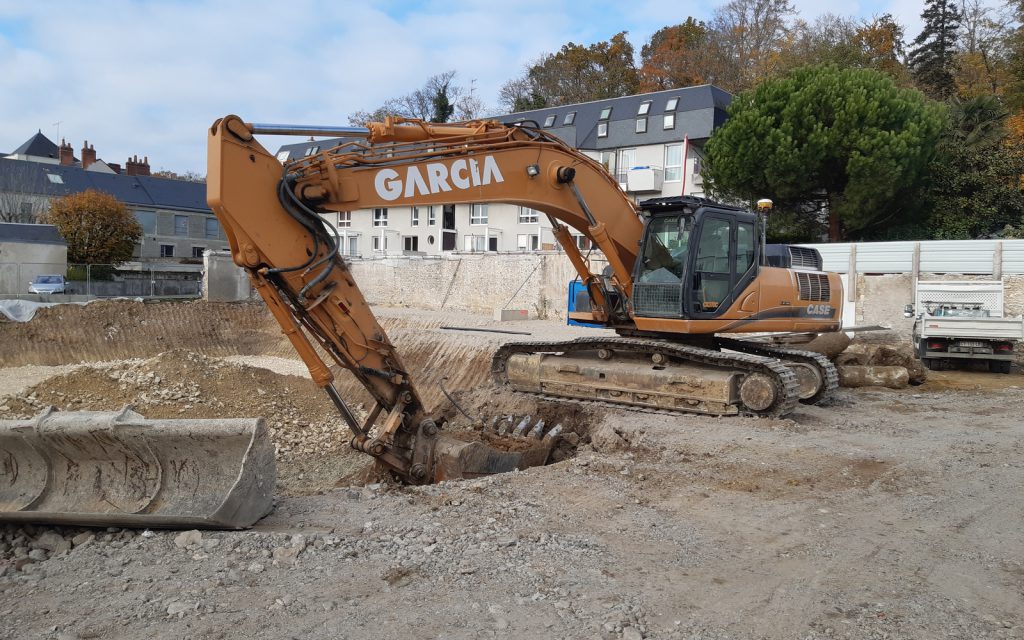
[0,115,842,529]
[206,115,840,476]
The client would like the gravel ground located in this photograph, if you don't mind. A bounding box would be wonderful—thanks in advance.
[1,306,1022,639]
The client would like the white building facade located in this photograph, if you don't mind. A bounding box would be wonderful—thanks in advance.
[276,84,732,258]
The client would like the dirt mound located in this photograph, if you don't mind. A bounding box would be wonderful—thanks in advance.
[0,350,362,497]
[0,299,284,366]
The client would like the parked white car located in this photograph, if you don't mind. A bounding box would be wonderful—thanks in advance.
[28,274,68,294]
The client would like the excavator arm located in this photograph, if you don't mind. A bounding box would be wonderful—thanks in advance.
[207,115,587,483]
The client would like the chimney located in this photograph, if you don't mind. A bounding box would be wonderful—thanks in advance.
[81,141,97,170]
[59,139,74,165]
[125,154,151,177]
[107,162,122,174]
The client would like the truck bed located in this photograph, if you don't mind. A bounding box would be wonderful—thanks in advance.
[917,316,1024,341]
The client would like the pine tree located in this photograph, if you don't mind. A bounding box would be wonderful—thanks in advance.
[908,0,962,99]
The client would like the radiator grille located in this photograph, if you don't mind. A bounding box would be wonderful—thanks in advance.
[789,246,823,270]
[796,272,831,301]
[632,283,683,317]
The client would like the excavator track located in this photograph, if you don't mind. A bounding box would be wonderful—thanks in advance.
[715,337,839,405]
[492,337,801,418]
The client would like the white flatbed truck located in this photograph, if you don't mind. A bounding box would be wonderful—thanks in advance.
[905,281,1023,374]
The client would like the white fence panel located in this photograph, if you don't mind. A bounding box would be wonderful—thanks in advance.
[1002,240,1024,275]
[920,240,997,274]
[856,242,916,273]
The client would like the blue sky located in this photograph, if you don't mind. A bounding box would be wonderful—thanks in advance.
[0,0,982,173]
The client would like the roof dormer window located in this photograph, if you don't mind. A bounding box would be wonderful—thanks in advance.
[665,97,679,111]
[637,101,651,116]
[599,107,612,120]
[563,111,576,125]
[47,173,63,184]
[543,114,556,127]
[635,118,648,134]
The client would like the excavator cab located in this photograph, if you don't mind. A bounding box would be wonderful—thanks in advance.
[633,197,759,320]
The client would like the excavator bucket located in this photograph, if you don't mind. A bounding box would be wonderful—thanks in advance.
[430,417,562,481]
[0,407,275,529]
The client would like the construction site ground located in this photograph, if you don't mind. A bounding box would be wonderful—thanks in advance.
[1,300,1022,640]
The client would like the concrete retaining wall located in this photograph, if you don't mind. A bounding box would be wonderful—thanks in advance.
[201,252,1024,335]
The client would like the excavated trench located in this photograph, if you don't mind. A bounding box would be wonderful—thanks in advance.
[1,301,597,496]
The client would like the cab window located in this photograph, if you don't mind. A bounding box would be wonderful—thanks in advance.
[638,215,692,283]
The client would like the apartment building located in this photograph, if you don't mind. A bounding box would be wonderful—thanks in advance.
[275,84,731,258]
[1,133,226,262]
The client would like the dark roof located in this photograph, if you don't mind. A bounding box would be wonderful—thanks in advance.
[0,222,67,245]
[11,132,60,159]
[494,85,732,149]
[273,84,731,162]
[0,158,211,214]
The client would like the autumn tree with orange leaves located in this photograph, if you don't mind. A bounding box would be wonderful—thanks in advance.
[43,189,141,265]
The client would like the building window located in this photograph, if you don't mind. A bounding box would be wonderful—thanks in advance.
[304,145,319,156]
[337,211,352,228]
[597,122,608,138]
[372,235,388,251]
[693,157,703,176]
[637,101,651,116]
[46,173,63,184]
[470,204,488,226]
[600,151,616,174]
[373,208,388,227]
[345,235,359,257]
[518,207,539,224]
[276,151,290,163]
[573,235,591,251]
[192,246,205,258]
[174,215,188,236]
[517,234,539,250]
[635,118,648,134]
[664,113,675,130]
[665,144,683,182]
[563,112,576,125]
[599,107,612,120]
[135,210,156,235]
[543,114,556,127]
[465,235,496,251]
[160,244,175,258]
[205,218,220,239]
[403,236,419,252]
[427,206,436,226]
[411,207,420,226]
[666,97,679,111]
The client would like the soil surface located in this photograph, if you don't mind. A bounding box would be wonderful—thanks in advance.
[1,301,1022,640]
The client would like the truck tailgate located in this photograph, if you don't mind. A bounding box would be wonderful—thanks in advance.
[918,316,1024,340]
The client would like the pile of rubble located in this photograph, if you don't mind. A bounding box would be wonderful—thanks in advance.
[802,333,927,389]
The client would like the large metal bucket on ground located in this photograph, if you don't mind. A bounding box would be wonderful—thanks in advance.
[0,407,275,529]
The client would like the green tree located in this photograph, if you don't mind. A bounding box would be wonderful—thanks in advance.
[704,65,946,241]
[922,95,1024,237]
[908,0,962,99]
[498,32,639,109]
[43,189,142,265]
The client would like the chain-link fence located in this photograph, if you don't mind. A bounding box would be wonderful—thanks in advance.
[1,262,202,298]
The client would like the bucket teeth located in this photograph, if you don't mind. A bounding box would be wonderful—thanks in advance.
[487,415,500,432]
[497,416,513,435]
[528,419,546,439]
[543,423,563,442]
[512,416,531,438]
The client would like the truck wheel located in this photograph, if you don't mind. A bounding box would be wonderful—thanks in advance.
[988,360,1012,374]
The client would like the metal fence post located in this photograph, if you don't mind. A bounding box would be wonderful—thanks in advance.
[86,264,91,297]
[150,267,155,297]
